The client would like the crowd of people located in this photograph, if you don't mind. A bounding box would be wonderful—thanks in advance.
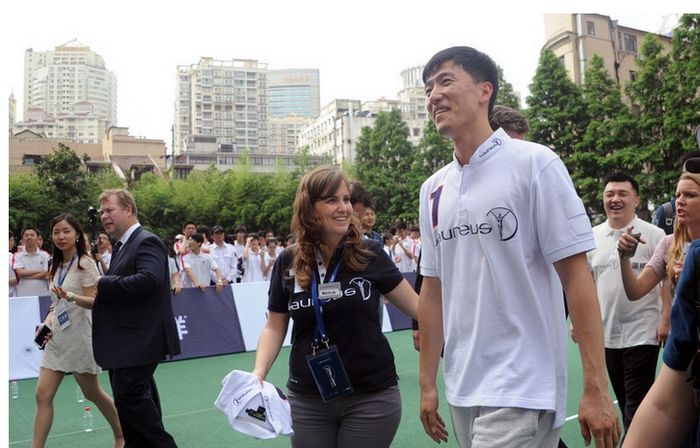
[8,45,700,448]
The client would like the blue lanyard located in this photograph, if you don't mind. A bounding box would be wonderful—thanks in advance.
[56,253,78,287]
[310,260,342,350]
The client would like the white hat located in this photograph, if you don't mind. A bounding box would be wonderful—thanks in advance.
[214,370,293,439]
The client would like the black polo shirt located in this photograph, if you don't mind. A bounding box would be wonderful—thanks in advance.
[268,240,404,395]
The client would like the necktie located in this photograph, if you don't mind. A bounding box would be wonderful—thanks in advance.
[112,241,123,256]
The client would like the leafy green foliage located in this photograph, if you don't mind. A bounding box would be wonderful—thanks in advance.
[354,109,416,228]
[573,55,640,214]
[526,49,589,162]
[496,65,522,110]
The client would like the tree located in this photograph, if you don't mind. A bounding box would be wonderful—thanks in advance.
[661,13,700,197]
[626,33,673,205]
[496,65,521,110]
[526,49,589,164]
[35,143,91,214]
[406,119,453,221]
[354,109,416,228]
[572,55,640,214]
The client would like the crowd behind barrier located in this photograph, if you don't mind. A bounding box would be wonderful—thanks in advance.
[9,274,416,380]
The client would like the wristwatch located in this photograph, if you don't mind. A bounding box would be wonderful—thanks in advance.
[66,292,76,302]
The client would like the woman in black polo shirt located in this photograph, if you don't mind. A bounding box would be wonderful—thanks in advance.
[252,166,418,448]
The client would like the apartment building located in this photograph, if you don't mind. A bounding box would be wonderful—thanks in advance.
[298,65,430,166]
[22,39,117,137]
[543,14,672,90]
[173,57,269,155]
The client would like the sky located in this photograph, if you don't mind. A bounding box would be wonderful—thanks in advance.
[1,1,691,151]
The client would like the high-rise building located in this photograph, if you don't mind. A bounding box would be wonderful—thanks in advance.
[543,14,672,92]
[23,39,117,125]
[268,115,313,154]
[267,69,320,118]
[173,57,268,155]
[9,93,16,131]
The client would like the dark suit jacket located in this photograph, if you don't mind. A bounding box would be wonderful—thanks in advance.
[92,226,180,369]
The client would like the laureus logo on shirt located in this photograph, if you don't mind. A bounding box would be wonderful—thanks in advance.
[434,206,519,246]
[288,277,373,310]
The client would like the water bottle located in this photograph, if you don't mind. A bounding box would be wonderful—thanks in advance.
[83,406,93,432]
[76,384,84,403]
[10,380,19,399]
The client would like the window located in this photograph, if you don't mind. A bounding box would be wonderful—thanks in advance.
[623,34,638,53]
[587,21,595,35]
[629,70,637,82]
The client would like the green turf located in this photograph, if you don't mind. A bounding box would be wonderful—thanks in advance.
[9,329,642,447]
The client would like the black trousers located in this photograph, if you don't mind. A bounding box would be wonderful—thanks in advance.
[605,345,659,432]
[109,363,177,448]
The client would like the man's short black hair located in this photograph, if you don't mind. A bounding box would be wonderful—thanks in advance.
[422,46,500,116]
[183,221,196,230]
[21,226,39,238]
[604,172,639,196]
[395,221,408,231]
[234,225,247,234]
[350,181,373,208]
[190,233,204,244]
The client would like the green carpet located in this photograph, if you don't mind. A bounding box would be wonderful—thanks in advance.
[9,329,638,447]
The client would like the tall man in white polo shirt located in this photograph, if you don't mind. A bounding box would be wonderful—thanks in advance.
[587,172,667,435]
[417,46,619,448]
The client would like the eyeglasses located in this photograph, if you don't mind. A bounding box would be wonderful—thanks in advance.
[683,157,700,174]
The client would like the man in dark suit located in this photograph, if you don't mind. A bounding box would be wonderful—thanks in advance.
[93,188,180,447]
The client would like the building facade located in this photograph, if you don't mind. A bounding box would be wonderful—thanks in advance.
[297,65,430,166]
[173,57,269,155]
[268,115,313,154]
[543,14,672,91]
[267,69,320,118]
[23,39,117,132]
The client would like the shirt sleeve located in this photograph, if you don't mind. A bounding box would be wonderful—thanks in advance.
[79,256,100,288]
[13,255,26,270]
[663,241,700,370]
[534,157,595,264]
[183,254,192,269]
[645,235,671,279]
[418,178,439,278]
[207,255,219,271]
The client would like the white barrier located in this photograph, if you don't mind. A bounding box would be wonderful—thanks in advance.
[9,279,414,380]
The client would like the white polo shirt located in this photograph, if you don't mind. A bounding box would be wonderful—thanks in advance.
[588,217,664,348]
[13,250,51,297]
[210,242,237,283]
[419,129,594,427]
[183,251,219,287]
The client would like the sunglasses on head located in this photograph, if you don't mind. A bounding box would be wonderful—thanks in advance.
[684,157,700,174]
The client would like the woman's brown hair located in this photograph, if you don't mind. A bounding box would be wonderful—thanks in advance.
[291,166,373,290]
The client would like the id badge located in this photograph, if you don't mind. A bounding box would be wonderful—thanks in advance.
[318,282,342,301]
[305,345,353,402]
[54,300,71,330]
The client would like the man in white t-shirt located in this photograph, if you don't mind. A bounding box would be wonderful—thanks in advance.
[393,221,415,273]
[417,46,619,448]
[209,226,237,285]
[587,172,666,434]
[14,226,51,297]
[183,233,224,292]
